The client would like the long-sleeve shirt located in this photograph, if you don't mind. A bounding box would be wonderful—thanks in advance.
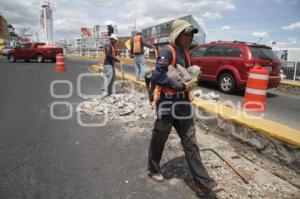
[152,46,189,89]
[130,35,152,55]
[152,45,191,117]
[103,43,120,66]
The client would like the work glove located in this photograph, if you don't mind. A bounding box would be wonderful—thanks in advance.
[185,78,198,91]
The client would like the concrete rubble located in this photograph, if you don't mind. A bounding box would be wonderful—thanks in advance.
[270,84,300,96]
[167,65,201,91]
[192,89,221,101]
[77,93,149,121]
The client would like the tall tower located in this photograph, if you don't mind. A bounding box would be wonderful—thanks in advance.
[39,2,53,44]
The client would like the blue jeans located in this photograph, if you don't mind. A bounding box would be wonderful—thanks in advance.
[103,64,115,95]
[134,54,146,80]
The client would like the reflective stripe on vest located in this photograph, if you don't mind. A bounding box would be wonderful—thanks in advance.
[133,35,142,54]
[245,88,266,95]
[103,44,116,66]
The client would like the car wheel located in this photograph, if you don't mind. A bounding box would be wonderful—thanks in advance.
[51,58,56,63]
[37,54,44,63]
[218,72,236,94]
[8,55,16,63]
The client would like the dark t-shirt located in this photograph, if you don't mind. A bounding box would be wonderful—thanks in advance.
[103,43,120,66]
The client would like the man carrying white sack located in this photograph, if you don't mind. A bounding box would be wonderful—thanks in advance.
[147,19,222,197]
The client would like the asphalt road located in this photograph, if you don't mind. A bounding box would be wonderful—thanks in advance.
[0,55,198,199]
[116,60,300,130]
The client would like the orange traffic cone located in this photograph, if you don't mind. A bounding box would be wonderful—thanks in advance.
[55,53,65,72]
[242,66,269,112]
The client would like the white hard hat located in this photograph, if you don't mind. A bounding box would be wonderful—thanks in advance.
[110,34,118,41]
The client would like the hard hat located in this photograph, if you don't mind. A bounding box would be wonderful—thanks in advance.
[109,34,118,41]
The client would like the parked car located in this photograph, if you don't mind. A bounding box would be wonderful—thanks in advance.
[190,41,281,93]
[7,42,63,63]
[2,46,14,56]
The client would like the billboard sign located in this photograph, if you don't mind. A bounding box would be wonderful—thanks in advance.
[80,28,93,38]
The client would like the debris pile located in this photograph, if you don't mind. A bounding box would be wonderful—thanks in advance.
[270,84,300,96]
[192,89,221,101]
[77,93,150,120]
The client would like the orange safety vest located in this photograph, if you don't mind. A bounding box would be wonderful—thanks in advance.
[157,45,191,94]
[152,45,191,108]
[103,44,116,66]
[133,35,142,54]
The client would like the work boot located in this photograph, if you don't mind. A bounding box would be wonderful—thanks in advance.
[195,182,223,198]
[148,172,164,182]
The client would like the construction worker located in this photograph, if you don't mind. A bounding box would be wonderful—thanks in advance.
[130,30,153,81]
[147,19,222,197]
[102,34,120,96]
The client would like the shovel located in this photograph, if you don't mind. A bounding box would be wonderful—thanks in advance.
[119,62,125,88]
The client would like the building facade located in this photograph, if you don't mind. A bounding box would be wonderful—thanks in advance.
[39,3,53,44]
[142,15,205,50]
[0,15,8,40]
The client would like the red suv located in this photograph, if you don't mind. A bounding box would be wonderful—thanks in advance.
[190,41,281,93]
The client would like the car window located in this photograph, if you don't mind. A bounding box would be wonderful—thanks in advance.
[250,47,277,60]
[19,43,31,49]
[204,46,225,56]
[223,47,242,57]
[191,47,207,57]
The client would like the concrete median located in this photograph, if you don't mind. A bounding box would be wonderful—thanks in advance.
[90,64,300,147]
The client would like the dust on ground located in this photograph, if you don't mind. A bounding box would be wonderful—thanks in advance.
[78,91,300,199]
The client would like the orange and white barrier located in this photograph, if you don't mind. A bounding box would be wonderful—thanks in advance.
[242,66,269,112]
[56,53,65,72]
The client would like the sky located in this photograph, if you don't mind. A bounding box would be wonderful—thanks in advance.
[0,0,300,47]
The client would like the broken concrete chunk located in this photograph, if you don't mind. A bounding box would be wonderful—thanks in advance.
[140,114,147,119]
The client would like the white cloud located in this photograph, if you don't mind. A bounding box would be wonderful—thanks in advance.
[202,12,223,20]
[104,20,117,25]
[118,0,235,28]
[252,32,268,38]
[287,37,299,45]
[271,37,300,47]
[212,25,231,34]
[0,0,236,40]
[282,22,300,31]
[220,25,231,30]
[85,0,120,7]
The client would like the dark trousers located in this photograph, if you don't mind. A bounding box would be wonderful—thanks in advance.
[148,117,215,189]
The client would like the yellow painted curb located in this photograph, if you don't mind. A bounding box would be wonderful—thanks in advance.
[90,64,147,89]
[76,55,155,66]
[281,79,300,87]
[192,98,300,147]
[90,64,300,147]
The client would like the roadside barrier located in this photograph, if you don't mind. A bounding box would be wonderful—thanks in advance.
[56,53,65,72]
[243,66,269,112]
